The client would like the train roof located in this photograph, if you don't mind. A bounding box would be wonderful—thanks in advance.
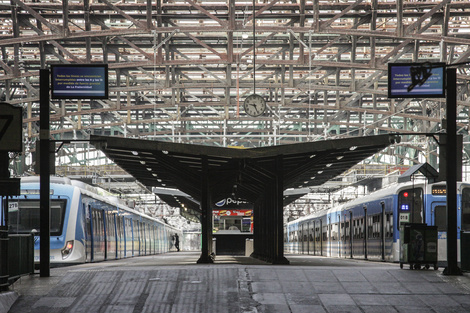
[19,176,180,230]
[286,181,427,226]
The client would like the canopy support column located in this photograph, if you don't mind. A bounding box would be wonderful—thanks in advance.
[197,156,214,263]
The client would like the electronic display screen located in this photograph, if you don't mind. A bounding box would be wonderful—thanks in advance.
[401,204,410,211]
[432,185,447,195]
[388,62,446,98]
[51,64,108,99]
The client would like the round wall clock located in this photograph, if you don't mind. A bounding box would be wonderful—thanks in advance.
[243,94,266,117]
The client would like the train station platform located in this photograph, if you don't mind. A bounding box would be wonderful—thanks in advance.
[2,252,470,313]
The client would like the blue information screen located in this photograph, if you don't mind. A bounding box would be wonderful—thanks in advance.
[388,62,445,98]
[401,204,410,211]
[51,64,108,99]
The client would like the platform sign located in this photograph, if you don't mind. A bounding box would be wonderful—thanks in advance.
[388,62,446,98]
[51,64,108,99]
[0,102,23,152]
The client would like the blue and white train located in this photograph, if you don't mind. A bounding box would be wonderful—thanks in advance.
[285,181,470,263]
[4,177,182,265]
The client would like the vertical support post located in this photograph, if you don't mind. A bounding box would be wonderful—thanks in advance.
[273,155,289,264]
[444,67,462,275]
[39,69,51,277]
[0,154,9,289]
[197,156,213,263]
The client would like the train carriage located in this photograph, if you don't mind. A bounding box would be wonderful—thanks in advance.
[285,181,470,264]
[5,177,182,265]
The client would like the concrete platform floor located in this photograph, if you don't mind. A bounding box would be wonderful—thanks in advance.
[2,252,470,313]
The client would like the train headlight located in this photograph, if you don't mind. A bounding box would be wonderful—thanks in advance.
[61,240,74,259]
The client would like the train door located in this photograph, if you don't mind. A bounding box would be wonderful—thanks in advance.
[328,216,332,257]
[348,211,353,258]
[381,202,385,261]
[322,218,327,256]
[337,214,341,258]
[431,202,447,261]
[92,208,105,262]
[308,221,314,255]
[343,211,351,258]
[302,223,308,254]
[117,215,124,259]
[364,206,368,260]
[114,214,120,259]
[316,220,322,255]
[135,221,140,256]
[84,204,93,262]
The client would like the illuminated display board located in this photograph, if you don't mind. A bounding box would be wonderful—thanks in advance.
[51,64,108,99]
[388,62,446,98]
[432,185,447,195]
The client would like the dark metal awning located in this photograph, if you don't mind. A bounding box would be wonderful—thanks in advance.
[397,162,439,183]
[91,134,395,213]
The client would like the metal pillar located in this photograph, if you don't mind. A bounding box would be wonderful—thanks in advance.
[0,153,9,290]
[444,67,462,275]
[273,155,289,264]
[250,157,289,264]
[197,156,213,263]
[39,69,51,277]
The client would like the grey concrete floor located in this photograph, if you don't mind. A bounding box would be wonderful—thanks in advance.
[3,252,470,313]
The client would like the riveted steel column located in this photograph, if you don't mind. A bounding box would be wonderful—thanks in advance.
[39,69,51,277]
[197,156,213,263]
[273,155,289,264]
[444,68,462,275]
[0,194,8,291]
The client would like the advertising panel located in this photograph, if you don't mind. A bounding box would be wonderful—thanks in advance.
[388,62,445,98]
[51,64,108,99]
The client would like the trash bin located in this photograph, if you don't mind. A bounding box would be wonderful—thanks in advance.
[400,223,438,270]
[461,231,470,272]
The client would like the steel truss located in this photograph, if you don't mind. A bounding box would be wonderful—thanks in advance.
[1,0,470,176]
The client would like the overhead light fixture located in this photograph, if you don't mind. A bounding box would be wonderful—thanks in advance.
[350,146,357,151]
[131,151,138,156]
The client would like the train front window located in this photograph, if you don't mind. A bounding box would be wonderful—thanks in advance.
[398,188,423,226]
[8,200,67,236]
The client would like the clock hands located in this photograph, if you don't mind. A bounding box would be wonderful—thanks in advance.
[247,102,259,112]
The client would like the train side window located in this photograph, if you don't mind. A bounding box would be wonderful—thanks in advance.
[434,205,447,231]
[462,188,470,231]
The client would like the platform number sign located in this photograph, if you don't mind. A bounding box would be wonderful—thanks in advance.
[0,102,23,152]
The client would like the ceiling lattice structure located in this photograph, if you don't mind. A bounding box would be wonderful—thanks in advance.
[2,0,470,183]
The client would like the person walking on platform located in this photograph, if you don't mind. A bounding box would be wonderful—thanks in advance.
[174,233,180,252]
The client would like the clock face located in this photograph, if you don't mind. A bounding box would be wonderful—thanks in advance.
[243,94,266,117]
